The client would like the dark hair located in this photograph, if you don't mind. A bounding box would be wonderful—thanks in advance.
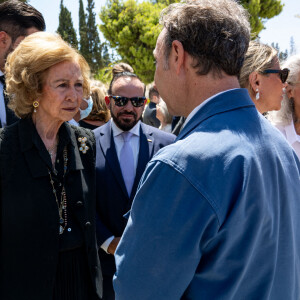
[149,85,159,100]
[160,0,250,77]
[108,63,146,95]
[112,62,134,75]
[0,0,45,43]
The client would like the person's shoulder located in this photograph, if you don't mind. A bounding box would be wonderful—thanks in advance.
[0,120,19,143]
[93,120,110,135]
[68,123,95,146]
[141,123,176,142]
[0,120,21,156]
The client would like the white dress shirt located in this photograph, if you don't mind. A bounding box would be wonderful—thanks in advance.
[276,120,300,159]
[0,70,7,127]
[111,119,141,170]
[101,119,141,253]
[68,118,79,126]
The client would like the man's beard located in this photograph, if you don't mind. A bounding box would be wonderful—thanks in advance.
[1,43,14,71]
[4,43,14,61]
[111,109,141,131]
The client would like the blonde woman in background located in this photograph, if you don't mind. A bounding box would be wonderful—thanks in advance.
[79,80,111,130]
[239,41,289,114]
[268,55,300,158]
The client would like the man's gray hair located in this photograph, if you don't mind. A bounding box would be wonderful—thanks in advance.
[160,0,250,77]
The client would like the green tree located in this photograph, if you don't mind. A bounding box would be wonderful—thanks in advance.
[290,36,296,56]
[57,0,78,49]
[271,42,288,62]
[100,0,165,83]
[240,0,283,38]
[79,0,89,58]
[85,0,103,73]
[0,0,28,3]
[101,42,111,67]
[100,0,284,83]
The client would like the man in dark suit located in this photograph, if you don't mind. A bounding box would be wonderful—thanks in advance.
[142,85,160,128]
[0,0,45,127]
[94,71,175,299]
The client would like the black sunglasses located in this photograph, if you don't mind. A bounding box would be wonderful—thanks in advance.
[261,68,290,83]
[110,95,146,107]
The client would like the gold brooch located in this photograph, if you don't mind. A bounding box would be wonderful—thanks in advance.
[78,137,89,154]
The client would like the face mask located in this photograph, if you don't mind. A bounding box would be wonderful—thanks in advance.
[79,97,93,120]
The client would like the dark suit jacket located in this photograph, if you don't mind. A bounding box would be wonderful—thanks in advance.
[142,102,160,128]
[94,121,175,276]
[0,118,102,300]
[0,81,19,128]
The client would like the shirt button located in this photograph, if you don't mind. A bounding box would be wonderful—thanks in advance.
[85,221,91,228]
[76,201,83,207]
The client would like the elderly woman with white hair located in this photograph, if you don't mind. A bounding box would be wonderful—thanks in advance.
[268,55,300,158]
[156,98,173,132]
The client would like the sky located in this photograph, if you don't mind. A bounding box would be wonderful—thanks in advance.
[29,0,300,55]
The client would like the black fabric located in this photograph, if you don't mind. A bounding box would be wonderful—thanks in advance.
[0,118,103,300]
[0,75,4,129]
[102,275,115,300]
[53,247,97,300]
[172,116,186,136]
[0,74,20,127]
[30,121,85,251]
[142,101,160,128]
[79,120,98,130]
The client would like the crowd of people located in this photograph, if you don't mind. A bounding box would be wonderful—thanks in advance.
[1,0,300,299]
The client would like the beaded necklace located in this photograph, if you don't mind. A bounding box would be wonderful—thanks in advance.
[48,146,68,235]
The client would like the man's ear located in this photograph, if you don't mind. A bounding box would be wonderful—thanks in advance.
[171,40,185,75]
[105,96,110,106]
[0,31,9,48]
[286,85,294,99]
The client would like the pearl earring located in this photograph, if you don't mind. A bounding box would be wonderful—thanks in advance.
[255,88,260,101]
[33,101,39,113]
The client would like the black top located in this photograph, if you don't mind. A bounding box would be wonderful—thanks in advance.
[0,118,103,299]
[31,120,84,251]
[79,120,99,130]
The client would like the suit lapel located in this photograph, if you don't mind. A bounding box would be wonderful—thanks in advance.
[99,122,129,198]
[130,124,154,199]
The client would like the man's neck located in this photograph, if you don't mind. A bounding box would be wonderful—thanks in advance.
[183,73,240,117]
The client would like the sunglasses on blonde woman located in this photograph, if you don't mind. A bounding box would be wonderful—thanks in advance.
[261,68,290,84]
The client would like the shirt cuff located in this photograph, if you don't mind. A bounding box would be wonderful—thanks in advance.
[101,236,115,253]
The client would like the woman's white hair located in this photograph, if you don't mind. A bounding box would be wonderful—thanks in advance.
[268,54,300,126]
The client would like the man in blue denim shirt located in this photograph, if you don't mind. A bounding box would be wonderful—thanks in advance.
[113,0,300,299]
